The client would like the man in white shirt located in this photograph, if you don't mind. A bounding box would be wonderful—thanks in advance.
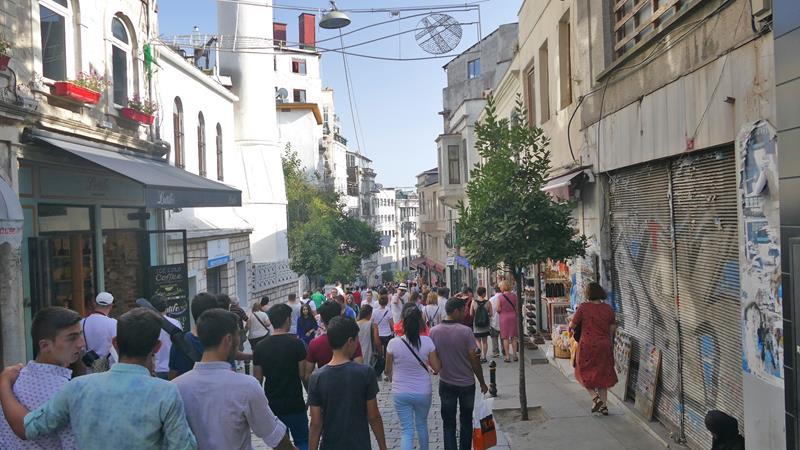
[488,286,503,358]
[286,293,302,335]
[390,283,409,324]
[81,292,118,372]
[150,295,183,380]
[301,291,316,313]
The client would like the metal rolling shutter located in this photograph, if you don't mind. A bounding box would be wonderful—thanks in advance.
[670,148,743,448]
[609,162,683,434]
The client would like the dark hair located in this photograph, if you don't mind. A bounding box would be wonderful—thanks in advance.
[476,286,487,297]
[215,293,231,309]
[445,297,466,315]
[379,287,388,296]
[409,291,420,303]
[31,307,82,350]
[319,301,343,326]
[197,309,238,348]
[402,307,423,349]
[150,295,167,313]
[288,293,297,301]
[327,317,359,350]
[462,286,473,294]
[358,304,373,320]
[267,303,293,329]
[586,282,608,301]
[437,287,450,298]
[335,294,345,304]
[260,296,270,307]
[192,293,220,322]
[116,309,162,358]
[300,303,313,317]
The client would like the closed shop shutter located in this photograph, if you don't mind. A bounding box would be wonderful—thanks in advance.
[670,147,743,448]
[609,162,683,434]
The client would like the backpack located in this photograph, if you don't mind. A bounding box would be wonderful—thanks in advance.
[426,306,440,328]
[474,300,490,328]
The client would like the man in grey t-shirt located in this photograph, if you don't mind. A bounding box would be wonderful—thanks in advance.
[429,298,488,450]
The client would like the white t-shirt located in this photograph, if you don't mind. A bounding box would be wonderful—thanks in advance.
[156,315,182,373]
[387,336,436,394]
[248,311,271,339]
[373,306,393,337]
[390,292,408,323]
[424,304,445,327]
[301,298,317,312]
[81,313,117,359]
[287,301,303,334]
[489,294,501,330]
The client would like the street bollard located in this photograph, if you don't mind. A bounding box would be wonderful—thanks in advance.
[489,361,498,397]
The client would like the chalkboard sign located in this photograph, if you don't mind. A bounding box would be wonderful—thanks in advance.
[634,343,661,420]
[149,263,190,330]
[610,330,632,401]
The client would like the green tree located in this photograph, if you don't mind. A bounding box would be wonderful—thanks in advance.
[457,96,586,420]
[283,147,380,286]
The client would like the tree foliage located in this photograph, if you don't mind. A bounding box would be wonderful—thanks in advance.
[456,96,587,271]
[283,146,380,285]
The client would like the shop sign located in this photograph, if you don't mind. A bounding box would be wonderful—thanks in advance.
[0,221,23,248]
[446,256,455,266]
[150,264,190,330]
[207,239,230,268]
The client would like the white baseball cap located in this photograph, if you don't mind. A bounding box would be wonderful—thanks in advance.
[399,283,408,290]
[95,292,114,306]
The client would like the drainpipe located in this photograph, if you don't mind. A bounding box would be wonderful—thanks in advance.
[666,165,687,445]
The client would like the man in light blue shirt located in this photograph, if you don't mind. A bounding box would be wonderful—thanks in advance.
[0,309,197,450]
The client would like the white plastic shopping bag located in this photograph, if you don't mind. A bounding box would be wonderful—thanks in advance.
[472,394,497,450]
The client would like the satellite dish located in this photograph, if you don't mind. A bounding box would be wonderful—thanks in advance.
[415,14,462,55]
[276,88,289,103]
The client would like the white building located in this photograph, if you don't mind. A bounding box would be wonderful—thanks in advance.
[372,187,419,279]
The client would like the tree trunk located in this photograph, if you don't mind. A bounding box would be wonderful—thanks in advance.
[513,265,529,420]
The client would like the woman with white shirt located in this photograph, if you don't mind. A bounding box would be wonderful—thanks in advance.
[246,298,272,350]
[423,292,445,328]
[386,307,442,450]
[373,291,394,357]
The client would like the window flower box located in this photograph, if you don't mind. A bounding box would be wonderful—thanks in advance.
[120,107,154,125]
[52,81,101,104]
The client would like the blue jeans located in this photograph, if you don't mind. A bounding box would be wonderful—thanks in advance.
[439,381,475,450]
[393,393,432,450]
[278,413,309,450]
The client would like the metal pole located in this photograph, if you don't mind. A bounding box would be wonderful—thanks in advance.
[489,360,497,397]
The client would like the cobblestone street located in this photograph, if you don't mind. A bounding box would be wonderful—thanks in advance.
[369,378,444,450]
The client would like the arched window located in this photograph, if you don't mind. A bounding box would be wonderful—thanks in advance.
[216,123,224,181]
[111,16,133,105]
[173,97,184,168]
[39,0,72,80]
[197,112,206,177]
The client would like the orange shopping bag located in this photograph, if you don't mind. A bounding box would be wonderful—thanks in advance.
[472,394,497,450]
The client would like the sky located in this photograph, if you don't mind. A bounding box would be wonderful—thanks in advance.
[156,0,520,188]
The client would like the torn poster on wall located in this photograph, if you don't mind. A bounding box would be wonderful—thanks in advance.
[738,120,783,386]
[569,237,599,310]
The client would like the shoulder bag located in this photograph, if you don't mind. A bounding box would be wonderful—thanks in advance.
[400,337,430,372]
[501,294,516,312]
[252,312,271,336]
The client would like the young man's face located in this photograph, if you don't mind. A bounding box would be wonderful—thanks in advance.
[41,323,85,366]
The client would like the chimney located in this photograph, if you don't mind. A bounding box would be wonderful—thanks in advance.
[299,13,316,49]
[273,22,287,46]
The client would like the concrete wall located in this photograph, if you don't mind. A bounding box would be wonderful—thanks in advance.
[774,0,800,446]
[186,233,252,302]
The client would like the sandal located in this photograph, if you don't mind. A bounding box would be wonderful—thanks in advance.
[504,357,512,363]
[513,356,519,362]
[600,403,609,416]
[591,396,602,413]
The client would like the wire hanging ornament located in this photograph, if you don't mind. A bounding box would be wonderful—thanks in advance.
[415,13,462,55]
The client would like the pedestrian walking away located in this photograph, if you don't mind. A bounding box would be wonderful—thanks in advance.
[151,295,184,380]
[0,308,197,450]
[247,298,272,351]
[374,289,394,358]
[357,305,382,369]
[173,308,297,450]
[471,287,493,363]
[424,292,445,329]
[386,307,442,450]
[569,282,618,416]
[81,291,118,373]
[286,293,303,335]
[254,304,310,450]
[308,317,388,450]
[705,410,745,450]
[429,298,488,450]
[0,307,84,450]
[304,302,364,383]
[169,293,221,379]
[488,286,503,359]
[496,281,519,363]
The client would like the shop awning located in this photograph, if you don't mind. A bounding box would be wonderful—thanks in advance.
[541,167,594,201]
[410,256,446,273]
[27,130,241,208]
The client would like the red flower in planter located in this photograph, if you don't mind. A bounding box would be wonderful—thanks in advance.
[53,71,109,105]
[122,95,158,124]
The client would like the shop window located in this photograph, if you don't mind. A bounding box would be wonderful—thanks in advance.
[539,41,551,123]
[101,208,144,229]
[216,123,224,181]
[467,58,480,79]
[173,97,185,168]
[39,205,91,232]
[39,0,70,81]
[111,16,133,106]
[526,68,537,125]
[558,11,572,108]
[293,89,306,103]
[462,138,469,182]
[292,58,307,75]
[198,112,206,177]
[207,266,222,294]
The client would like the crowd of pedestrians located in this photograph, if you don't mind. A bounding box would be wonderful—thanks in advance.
[0,279,522,450]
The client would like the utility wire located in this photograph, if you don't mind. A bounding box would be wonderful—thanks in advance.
[339,30,365,154]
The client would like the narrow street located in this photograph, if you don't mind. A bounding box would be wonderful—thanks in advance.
[251,351,665,450]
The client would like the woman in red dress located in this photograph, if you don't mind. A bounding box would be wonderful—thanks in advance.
[496,280,519,363]
[570,282,618,415]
